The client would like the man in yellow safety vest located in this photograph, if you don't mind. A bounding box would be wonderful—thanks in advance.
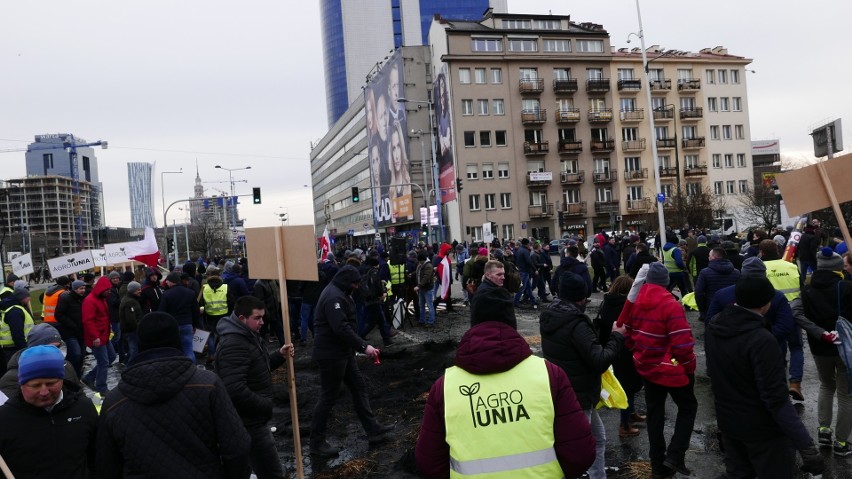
[1,287,35,373]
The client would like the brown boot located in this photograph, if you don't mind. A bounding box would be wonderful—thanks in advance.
[630,412,647,423]
[789,381,804,401]
[619,424,640,437]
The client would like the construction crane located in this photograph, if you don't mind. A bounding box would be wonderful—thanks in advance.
[0,135,108,249]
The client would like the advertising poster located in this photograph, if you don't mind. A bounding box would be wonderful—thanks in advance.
[365,50,413,226]
[47,250,95,278]
[433,63,457,203]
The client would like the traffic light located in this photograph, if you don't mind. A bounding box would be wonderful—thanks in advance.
[352,187,360,203]
[167,238,175,251]
[456,178,463,193]
[252,187,261,204]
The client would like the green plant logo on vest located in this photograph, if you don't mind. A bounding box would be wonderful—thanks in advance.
[459,382,531,428]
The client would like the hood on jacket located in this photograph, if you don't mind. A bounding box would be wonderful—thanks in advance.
[118,348,197,405]
[707,258,737,275]
[45,283,67,296]
[217,313,252,338]
[707,304,768,339]
[90,276,113,298]
[539,298,587,336]
[632,283,675,311]
[809,269,843,290]
[0,295,23,310]
[205,276,224,290]
[455,321,531,375]
[559,255,584,269]
[438,243,453,258]
[332,265,361,290]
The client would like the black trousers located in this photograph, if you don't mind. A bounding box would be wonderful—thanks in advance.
[310,356,380,444]
[644,375,698,472]
[592,267,607,290]
[246,423,286,479]
[720,433,794,478]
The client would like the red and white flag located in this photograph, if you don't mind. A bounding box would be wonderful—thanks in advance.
[126,227,161,267]
[319,226,331,258]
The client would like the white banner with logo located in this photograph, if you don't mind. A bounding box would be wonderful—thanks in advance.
[483,222,494,243]
[103,241,135,265]
[11,253,34,276]
[47,251,95,278]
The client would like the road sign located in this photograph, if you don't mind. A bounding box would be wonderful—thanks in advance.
[375,233,381,241]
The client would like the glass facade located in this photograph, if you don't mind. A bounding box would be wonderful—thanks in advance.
[417,0,489,45]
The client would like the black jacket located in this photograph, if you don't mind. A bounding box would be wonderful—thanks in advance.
[724,249,744,271]
[55,289,86,340]
[552,255,592,298]
[540,298,624,409]
[694,259,740,313]
[627,251,657,278]
[159,283,201,328]
[706,304,812,448]
[797,232,819,263]
[312,265,369,361]
[140,280,162,313]
[216,314,286,427]
[0,381,98,478]
[802,270,852,357]
[98,348,251,478]
[119,294,144,334]
[594,293,642,395]
[252,279,281,322]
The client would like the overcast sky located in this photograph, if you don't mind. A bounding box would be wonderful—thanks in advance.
[1,1,849,229]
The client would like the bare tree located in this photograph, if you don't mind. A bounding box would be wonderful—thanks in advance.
[188,213,229,258]
[737,184,780,230]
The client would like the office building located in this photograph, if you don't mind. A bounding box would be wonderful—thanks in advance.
[127,162,155,228]
[320,0,505,127]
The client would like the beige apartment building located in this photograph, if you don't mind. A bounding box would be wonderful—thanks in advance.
[430,11,753,242]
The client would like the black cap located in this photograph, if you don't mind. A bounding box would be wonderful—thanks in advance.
[735,277,775,309]
[137,312,182,351]
[470,287,517,330]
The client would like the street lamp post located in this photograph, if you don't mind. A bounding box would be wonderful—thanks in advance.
[161,169,183,261]
[398,98,443,242]
[214,165,252,229]
[410,130,431,242]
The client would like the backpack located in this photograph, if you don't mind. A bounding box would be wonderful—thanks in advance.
[503,261,521,293]
[359,267,381,301]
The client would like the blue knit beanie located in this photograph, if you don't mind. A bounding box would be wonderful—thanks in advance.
[18,345,65,385]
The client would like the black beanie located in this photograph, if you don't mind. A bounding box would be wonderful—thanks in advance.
[735,277,775,309]
[470,287,517,330]
[137,312,182,351]
[558,272,587,301]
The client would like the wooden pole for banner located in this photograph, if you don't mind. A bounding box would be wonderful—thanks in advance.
[815,161,852,249]
[273,227,304,479]
[0,452,16,479]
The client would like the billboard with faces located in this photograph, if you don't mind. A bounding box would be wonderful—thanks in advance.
[433,63,457,203]
[365,50,413,227]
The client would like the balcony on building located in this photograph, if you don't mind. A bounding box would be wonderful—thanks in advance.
[656,137,677,149]
[677,78,701,91]
[622,139,646,152]
[587,108,613,123]
[523,141,549,155]
[521,109,547,125]
[681,137,706,149]
[653,106,674,121]
[590,139,615,152]
[624,168,648,181]
[526,171,553,187]
[562,201,587,216]
[626,197,651,212]
[586,78,610,93]
[593,169,617,183]
[619,108,644,122]
[558,139,583,154]
[684,164,708,176]
[560,170,584,185]
[528,203,555,218]
[519,78,544,94]
[649,78,672,91]
[594,199,620,214]
[617,78,642,92]
[555,108,581,123]
[552,78,578,94]
[659,166,678,178]
[679,107,703,120]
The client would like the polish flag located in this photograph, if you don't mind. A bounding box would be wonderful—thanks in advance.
[319,226,331,258]
[125,227,161,267]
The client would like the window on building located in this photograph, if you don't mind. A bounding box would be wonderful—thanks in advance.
[491,68,503,84]
[722,125,732,140]
[658,155,671,168]
[651,97,666,110]
[502,224,514,240]
[576,39,604,52]
[461,99,473,115]
[591,127,609,141]
[732,97,742,111]
[726,181,735,194]
[562,159,579,173]
[620,97,637,112]
[682,126,697,139]
[708,97,717,112]
[557,98,575,112]
[706,69,715,84]
[471,38,503,52]
[508,38,538,52]
[735,124,745,139]
[617,68,635,80]
[739,180,748,193]
[495,130,507,146]
[712,154,722,168]
[543,39,571,52]
[720,97,729,111]
[737,153,747,167]
[529,190,547,207]
[731,69,740,84]
[684,155,699,168]
[686,182,701,196]
[483,163,494,179]
[622,127,639,141]
[500,192,511,208]
[724,154,733,167]
[662,183,673,198]
[680,96,696,109]
[469,194,480,211]
[648,68,664,81]
[459,68,471,84]
[596,187,613,202]
[492,99,505,115]
[527,160,545,173]
[485,193,496,210]
[654,126,669,140]
[43,153,53,169]
[677,68,693,80]
[564,188,580,204]
[710,125,720,140]
[474,68,487,84]
[479,131,491,147]
[520,68,538,80]
[525,128,544,143]
[587,68,604,80]
[498,163,510,178]
[558,127,577,141]
[624,156,641,172]
[471,226,483,241]
[718,69,728,84]
[503,19,531,29]
[477,99,489,115]
[714,181,723,195]
[627,185,643,201]
[535,19,562,30]
[593,158,610,174]
[467,164,478,180]
[553,68,570,80]
[464,131,475,147]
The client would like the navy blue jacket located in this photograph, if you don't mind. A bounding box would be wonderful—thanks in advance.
[694,259,740,313]
[514,246,534,273]
[552,256,592,298]
[707,285,793,343]
[603,243,620,271]
[158,284,201,328]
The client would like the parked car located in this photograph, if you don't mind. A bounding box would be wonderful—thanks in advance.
[549,239,568,256]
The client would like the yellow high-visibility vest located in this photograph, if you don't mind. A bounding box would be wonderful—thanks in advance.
[0,305,34,348]
[202,284,229,316]
[662,247,683,273]
[764,259,800,301]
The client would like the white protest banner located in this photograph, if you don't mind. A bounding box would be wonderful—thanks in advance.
[11,253,34,276]
[192,329,211,353]
[91,249,108,267]
[47,250,95,278]
[103,242,134,265]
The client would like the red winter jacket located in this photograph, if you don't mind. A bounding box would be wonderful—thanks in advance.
[82,276,113,348]
[616,283,696,387]
[415,321,595,479]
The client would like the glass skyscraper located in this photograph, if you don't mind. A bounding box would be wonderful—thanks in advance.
[127,162,155,229]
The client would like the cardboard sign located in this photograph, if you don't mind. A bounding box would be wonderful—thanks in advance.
[12,253,34,276]
[192,329,211,353]
[91,249,108,267]
[245,226,319,281]
[47,251,95,278]
[103,241,135,265]
[774,152,852,216]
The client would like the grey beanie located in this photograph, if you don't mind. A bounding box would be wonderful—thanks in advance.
[71,280,86,290]
[697,235,707,243]
[13,287,30,301]
[13,280,29,291]
[645,262,670,286]
[127,281,142,294]
[26,323,63,346]
[773,235,787,248]
[817,247,844,272]
[108,271,121,279]
[741,257,767,278]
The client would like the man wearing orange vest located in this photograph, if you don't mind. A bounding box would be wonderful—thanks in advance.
[41,277,71,324]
